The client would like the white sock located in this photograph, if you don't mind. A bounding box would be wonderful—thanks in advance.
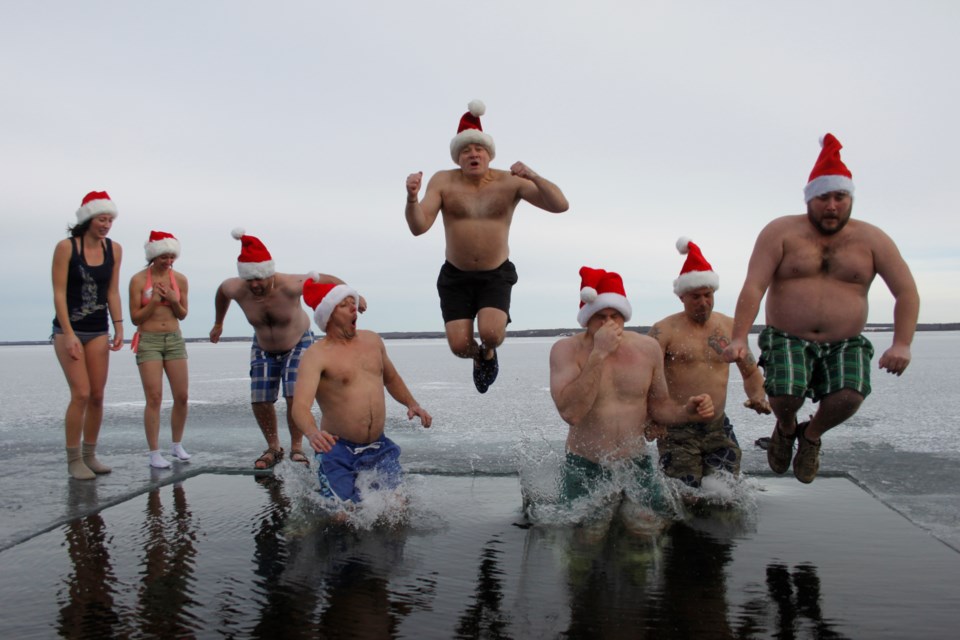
[149,450,172,469]
[171,442,191,461]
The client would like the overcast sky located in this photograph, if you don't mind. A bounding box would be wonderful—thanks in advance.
[3,1,958,342]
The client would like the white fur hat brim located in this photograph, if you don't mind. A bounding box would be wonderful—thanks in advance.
[145,238,181,261]
[237,260,276,280]
[673,271,720,296]
[313,284,360,332]
[804,175,855,202]
[577,293,632,327]
[76,198,118,225]
[450,130,496,164]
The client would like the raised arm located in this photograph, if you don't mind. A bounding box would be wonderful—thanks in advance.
[511,162,569,213]
[405,171,443,236]
[550,322,621,426]
[873,227,920,375]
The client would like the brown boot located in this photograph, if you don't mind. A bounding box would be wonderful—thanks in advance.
[766,422,797,474]
[82,442,112,474]
[793,422,820,484]
[67,446,96,480]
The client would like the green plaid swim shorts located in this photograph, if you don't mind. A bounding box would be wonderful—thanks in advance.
[758,326,874,401]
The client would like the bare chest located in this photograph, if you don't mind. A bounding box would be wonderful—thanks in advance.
[442,185,516,221]
[779,237,875,285]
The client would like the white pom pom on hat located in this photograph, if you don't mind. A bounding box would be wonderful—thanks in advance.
[450,99,496,163]
[232,228,275,280]
[302,272,360,332]
[576,266,632,327]
[673,237,719,296]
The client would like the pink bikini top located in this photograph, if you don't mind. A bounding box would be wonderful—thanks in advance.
[142,268,181,307]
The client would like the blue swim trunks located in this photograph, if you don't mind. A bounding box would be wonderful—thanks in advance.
[249,331,314,403]
[315,434,403,503]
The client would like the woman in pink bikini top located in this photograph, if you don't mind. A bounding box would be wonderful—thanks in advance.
[128,230,191,469]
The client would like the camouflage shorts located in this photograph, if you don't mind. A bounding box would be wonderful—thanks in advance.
[657,414,741,487]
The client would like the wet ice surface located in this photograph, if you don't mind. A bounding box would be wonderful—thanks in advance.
[1,472,958,639]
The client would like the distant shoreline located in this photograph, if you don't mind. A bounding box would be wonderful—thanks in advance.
[4,323,959,346]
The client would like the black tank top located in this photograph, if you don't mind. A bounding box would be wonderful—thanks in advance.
[53,238,115,332]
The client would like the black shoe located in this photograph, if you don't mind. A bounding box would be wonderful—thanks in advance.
[473,350,499,394]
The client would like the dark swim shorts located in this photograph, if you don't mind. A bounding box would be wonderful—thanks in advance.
[559,452,672,515]
[436,260,518,323]
[758,326,874,401]
[657,414,741,487]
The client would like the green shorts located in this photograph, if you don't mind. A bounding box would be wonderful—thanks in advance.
[560,452,671,515]
[758,326,873,401]
[135,330,188,365]
[657,414,741,487]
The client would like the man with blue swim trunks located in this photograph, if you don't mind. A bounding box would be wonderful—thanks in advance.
[292,274,432,506]
[724,133,919,483]
[549,267,715,535]
[210,229,365,470]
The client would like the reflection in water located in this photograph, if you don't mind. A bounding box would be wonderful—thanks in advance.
[243,476,433,638]
[455,536,512,639]
[136,482,199,637]
[57,514,121,639]
[744,563,846,640]
[245,475,319,637]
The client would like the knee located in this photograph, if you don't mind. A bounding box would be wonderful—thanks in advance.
[70,388,92,407]
[87,390,105,409]
[477,327,505,350]
[144,390,164,409]
[447,336,475,358]
[172,391,189,407]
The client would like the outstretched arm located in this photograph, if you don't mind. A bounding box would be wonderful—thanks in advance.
[512,162,569,213]
[724,222,782,362]
[381,338,432,427]
[210,283,232,343]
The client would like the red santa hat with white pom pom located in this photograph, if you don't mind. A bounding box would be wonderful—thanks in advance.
[577,266,632,327]
[302,272,359,332]
[673,237,719,296]
[450,99,496,163]
[803,133,855,203]
[231,228,275,280]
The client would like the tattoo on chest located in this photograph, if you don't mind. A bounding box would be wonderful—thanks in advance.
[707,333,730,355]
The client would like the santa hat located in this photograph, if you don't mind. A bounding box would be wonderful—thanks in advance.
[302,272,359,332]
[231,228,275,280]
[804,133,855,202]
[577,266,632,327]
[76,190,118,225]
[144,230,181,261]
[450,99,496,163]
[673,237,719,295]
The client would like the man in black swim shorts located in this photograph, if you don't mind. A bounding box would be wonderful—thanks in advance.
[405,99,569,393]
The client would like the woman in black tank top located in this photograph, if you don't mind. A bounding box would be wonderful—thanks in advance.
[51,191,124,480]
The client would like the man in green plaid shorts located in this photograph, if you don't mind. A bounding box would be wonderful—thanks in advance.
[723,133,919,483]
